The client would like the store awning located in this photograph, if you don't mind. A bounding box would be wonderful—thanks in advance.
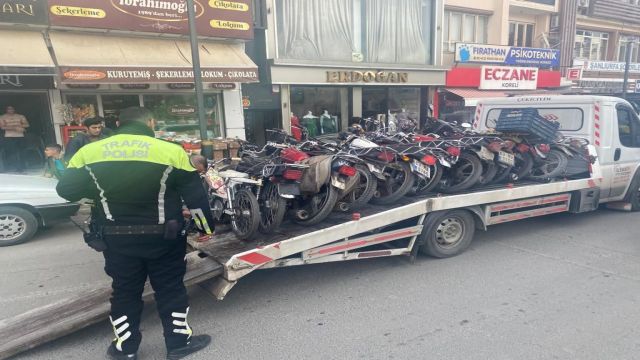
[0,31,55,75]
[444,88,509,107]
[49,32,258,84]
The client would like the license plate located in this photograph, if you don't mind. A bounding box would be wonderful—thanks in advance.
[497,151,515,166]
[278,183,300,196]
[478,146,495,161]
[331,176,346,190]
[410,160,431,179]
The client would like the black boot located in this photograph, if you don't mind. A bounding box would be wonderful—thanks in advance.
[107,343,137,360]
[166,334,212,360]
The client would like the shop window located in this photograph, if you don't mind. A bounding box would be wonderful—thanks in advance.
[276,0,435,65]
[443,11,488,52]
[102,95,140,130]
[574,30,609,60]
[143,94,223,142]
[290,87,343,137]
[617,35,640,63]
[63,95,98,126]
[362,87,420,130]
[509,22,535,47]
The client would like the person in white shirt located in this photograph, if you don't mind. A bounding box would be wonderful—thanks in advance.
[0,105,29,172]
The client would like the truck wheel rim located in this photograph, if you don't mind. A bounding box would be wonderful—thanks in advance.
[0,215,26,241]
[435,217,464,247]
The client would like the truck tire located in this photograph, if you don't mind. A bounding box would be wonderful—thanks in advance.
[624,173,640,211]
[0,206,39,247]
[418,209,475,258]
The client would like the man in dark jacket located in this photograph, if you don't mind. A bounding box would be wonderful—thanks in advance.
[56,107,214,360]
[64,116,109,162]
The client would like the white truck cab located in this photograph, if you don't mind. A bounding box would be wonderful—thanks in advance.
[474,95,640,205]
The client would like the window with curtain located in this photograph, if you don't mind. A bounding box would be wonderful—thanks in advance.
[442,11,488,52]
[276,0,356,62]
[574,30,609,60]
[276,0,435,65]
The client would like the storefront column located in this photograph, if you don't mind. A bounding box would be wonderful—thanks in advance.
[352,87,363,118]
[223,88,246,140]
[280,84,292,134]
[49,89,64,145]
[340,88,349,129]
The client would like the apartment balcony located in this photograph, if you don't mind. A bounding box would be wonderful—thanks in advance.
[587,0,640,25]
[510,0,558,14]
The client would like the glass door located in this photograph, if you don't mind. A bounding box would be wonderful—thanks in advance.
[101,95,141,130]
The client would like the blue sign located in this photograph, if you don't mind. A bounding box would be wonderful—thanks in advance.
[455,43,560,68]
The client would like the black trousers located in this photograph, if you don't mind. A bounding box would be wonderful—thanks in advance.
[2,137,25,171]
[103,239,191,354]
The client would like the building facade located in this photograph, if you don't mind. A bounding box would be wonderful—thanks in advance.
[0,0,258,168]
[437,0,563,124]
[251,0,446,142]
[557,0,640,109]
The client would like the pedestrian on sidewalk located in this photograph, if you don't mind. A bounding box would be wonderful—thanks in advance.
[0,105,29,172]
[64,116,109,162]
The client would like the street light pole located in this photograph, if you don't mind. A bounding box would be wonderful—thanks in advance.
[186,0,208,140]
[622,40,633,100]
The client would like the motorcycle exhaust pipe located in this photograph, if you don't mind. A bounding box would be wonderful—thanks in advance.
[296,209,310,220]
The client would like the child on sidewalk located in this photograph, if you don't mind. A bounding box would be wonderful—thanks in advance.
[44,144,66,179]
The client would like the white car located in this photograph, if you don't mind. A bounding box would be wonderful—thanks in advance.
[0,174,79,246]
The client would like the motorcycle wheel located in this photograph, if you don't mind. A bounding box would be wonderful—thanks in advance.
[476,160,498,186]
[513,152,534,180]
[528,149,569,181]
[338,164,377,211]
[488,164,514,185]
[438,152,483,193]
[370,162,416,205]
[412,163,444,196]
[258,182,287,234]
[293,184,339,226]
[231,188,261,240]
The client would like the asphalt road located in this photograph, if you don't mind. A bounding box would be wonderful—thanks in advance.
[3,208,639,360]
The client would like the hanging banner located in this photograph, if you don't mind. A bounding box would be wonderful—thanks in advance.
[455,43,560,67]
[47,0,253,40]
[479,66,539,90]
[582,60,640,73]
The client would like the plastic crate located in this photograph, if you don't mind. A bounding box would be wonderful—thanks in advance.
[495,108,559,141]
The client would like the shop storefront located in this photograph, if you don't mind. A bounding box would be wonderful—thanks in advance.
[437,43,563,124]
[0,28,57,171]
[271,66,444,136]
[266,0,445,137]
[568,60,640,112]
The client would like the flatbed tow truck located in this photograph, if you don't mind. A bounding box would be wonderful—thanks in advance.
[2,95,639,359]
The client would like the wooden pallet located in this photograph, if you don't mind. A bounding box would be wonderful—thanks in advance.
[0,251,222,360]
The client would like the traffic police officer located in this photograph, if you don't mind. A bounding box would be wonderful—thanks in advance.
[57,107,215,360]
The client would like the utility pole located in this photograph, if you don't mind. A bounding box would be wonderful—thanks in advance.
[622,40,633,100]
[186,0,208,140]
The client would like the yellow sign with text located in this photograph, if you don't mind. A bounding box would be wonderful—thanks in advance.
[50,5,106,18]
[209,0,249,11]
[210,19,250,31]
